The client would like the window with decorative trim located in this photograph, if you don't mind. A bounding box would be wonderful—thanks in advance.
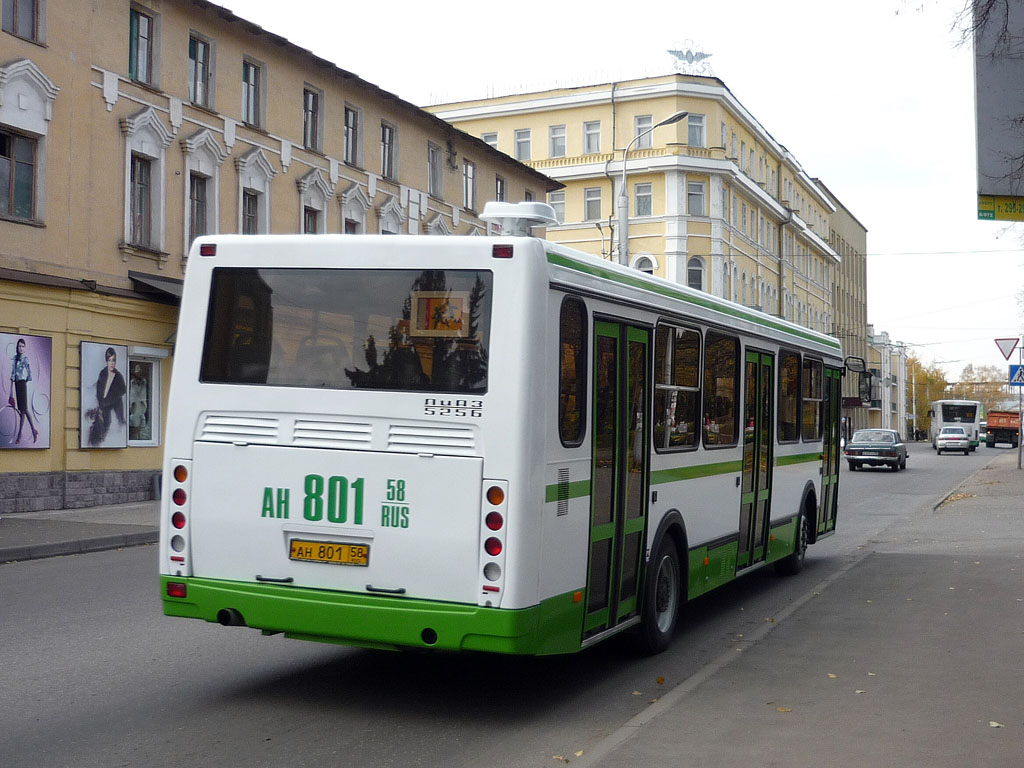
[0,129,35,220]
[188,33,213,108]
[3,0,42,42]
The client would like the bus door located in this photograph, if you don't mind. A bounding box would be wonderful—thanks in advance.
[738,350,774,569]
[818,367,842,534]
[584,321,650,640]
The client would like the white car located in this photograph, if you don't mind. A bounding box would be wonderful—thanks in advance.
[936,426,970,455]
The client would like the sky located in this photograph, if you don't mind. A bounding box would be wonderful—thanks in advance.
[221,0,1024,382]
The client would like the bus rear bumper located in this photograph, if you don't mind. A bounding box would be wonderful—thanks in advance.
[160,576,584,655]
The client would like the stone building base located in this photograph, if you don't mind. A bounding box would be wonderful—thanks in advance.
[0,470,160,513]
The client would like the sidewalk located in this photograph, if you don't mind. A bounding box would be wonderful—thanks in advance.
[581,450,1024,767]
[0,500,159,563]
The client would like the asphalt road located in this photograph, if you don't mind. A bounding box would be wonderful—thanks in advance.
[0,443,996,768]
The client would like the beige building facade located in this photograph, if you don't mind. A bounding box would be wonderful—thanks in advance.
[430,74,842,335]
[818,179,871,436]
[0,0,555,510]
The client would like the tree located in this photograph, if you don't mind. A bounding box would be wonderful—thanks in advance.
[907,356,949,433]
[950,363,1011,411]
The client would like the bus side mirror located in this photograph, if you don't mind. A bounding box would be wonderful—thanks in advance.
[844,356,866,374]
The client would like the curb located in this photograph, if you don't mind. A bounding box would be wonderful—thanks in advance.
[0,531,158,564]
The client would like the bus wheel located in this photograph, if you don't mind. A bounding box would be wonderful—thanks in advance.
[775,508,809,576]
[636,536,681,655]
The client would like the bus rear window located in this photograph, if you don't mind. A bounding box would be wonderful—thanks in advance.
[200,268,492,393]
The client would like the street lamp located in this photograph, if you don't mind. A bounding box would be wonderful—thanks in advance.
[617,110,688,266]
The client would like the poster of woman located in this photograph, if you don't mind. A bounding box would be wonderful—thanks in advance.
[80,342,128,449]
[1,333,52,450]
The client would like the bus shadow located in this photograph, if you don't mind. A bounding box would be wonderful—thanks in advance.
[217,560,823,723]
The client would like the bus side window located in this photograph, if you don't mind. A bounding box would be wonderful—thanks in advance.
[558,297,587,447]
[702,331,739,447]
[653,324,700,450]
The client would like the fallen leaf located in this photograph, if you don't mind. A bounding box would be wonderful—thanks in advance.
[575,751,584,758]
[777,707,792,713]
[649,698,659,703]
[855,690,866,694]
[828,673,837,679]
[765,616,777,624]
[656,676,665,685]
[868,672,877,676]
[990,721,1005,728]
[632,691,641,696]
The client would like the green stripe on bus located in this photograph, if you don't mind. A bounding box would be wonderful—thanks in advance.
[162,576,587,656]
[775,452,822,466]
[546,251,842,351]
[650,460,744,484]
[544,479,592,503]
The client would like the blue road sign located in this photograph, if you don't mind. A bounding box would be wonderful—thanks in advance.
[1010,365,1024,386]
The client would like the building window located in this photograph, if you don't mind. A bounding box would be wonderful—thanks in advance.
[635,182,652,217]
[127,357,161,446]
[548,190,564,223]
[344,105,360,166]
[634,255,656,274]
[128,7,154,84]
[635,114,653,149]
[583,121,600,154]
[584,187,601,221]
[188,173,207,242]
[188,35,211,107]
[524,189,534,202]
[242,189,258,234]
[481,132,497,148]
[687,181,705,216]
[687,257,703,291]
[654,324,700,450]
[427,141,442,197]
[380,121,396,179]
[740,140,746,170]
[3,0,38,40]
[495,175,506,202]
[129,153,151,246]
[514,129,530,161]
[721,121,727,149]
[303,87,321,151]
[462,159,476,211]
[303,206,318,234]
[687,114,705,148]
[241,59,261,127]
[549,124,566,158]
[0,129,35,220]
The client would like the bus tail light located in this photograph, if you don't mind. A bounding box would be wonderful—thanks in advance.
[492,244,514,259]
[199,243,216,257]
[479,479,509,606]
[166,581,187,598]
[165,459,193,573]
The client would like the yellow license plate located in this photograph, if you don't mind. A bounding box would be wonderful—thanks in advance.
[289,539,369,566]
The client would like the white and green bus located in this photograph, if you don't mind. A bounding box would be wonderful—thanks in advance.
[160,202,859,655]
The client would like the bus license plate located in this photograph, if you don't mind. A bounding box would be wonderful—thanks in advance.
[289,539,369,567]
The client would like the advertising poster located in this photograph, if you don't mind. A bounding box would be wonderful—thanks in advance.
[1,333,52,450]
[80,342,129,449]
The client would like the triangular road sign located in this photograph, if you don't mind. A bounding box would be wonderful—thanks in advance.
[995,337,1020,360]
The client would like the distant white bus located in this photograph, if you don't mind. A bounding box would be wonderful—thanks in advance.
[159,202,858,655]
[928,399,982,451]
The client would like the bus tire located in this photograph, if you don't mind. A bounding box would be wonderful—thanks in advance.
[636,536,681,655]
[775,507,809,576]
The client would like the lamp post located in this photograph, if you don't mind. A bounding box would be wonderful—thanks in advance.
[617,110,688,266]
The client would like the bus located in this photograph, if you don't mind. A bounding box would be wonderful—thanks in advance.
[927,399,982,451]
[160,202,860,656]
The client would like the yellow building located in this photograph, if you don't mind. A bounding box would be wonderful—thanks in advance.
[818,179,870,435]
[0,0,556,510]
[430,74,841,331]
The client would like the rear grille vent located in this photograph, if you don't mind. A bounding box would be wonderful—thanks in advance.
[556,468,570,516]
[293,419,372,449]
[388,424,476,455]
[200,415,279,444]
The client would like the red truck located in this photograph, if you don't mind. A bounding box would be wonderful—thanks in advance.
[983,410,1020,448]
